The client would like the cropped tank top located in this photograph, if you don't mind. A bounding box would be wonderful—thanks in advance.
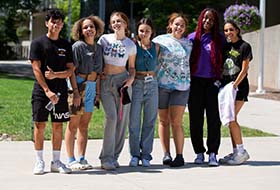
[135,41,157,72]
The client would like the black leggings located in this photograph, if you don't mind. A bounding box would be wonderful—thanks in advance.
[188,77,221,155]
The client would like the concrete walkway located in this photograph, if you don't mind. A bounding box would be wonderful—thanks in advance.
[0,60,280,190]
[239,97,280,136]
[0,137,279,190]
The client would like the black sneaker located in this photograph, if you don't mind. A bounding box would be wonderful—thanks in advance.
[162,154,172,165]
[170,156,185,167]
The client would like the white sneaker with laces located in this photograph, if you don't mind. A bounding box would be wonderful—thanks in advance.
[129,157,139,167]
[208,153,219,166]
[219,153,234,164]
[80,159,93,170]
[194,153,205,164]
[51,160,72,174]
[227,150,250,165]
[142,159,150,167]
[33,160,45,175]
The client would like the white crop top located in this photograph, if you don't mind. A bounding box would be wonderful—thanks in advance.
[97,34,136,67]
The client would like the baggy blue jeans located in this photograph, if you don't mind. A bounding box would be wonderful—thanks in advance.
[129,79,158,160]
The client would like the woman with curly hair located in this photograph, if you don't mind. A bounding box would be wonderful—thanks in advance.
[187,8,224,166]
[65,15,104,171]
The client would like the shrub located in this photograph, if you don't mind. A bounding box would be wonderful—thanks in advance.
[224,3,261,33]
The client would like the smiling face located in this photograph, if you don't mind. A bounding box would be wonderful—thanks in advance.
[81,19,96,40]
[202,11,214,33]
[46,18,64,35]
[138,24,152,41]
[224,23,240,43]
[170,16,186,39]
[110,14,127,33]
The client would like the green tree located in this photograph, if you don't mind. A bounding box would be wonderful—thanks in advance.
[0,0,41,59]
[133,0,225,34]
[54,0,80,40]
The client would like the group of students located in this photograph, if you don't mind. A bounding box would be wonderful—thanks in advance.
[30,7,252,175]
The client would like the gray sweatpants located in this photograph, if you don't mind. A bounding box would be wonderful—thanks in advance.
[99,71,131,164]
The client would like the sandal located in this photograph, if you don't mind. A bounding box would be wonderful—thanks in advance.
[68,160,86,171]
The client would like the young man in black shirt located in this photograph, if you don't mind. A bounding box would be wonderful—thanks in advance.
[30,8,76,174]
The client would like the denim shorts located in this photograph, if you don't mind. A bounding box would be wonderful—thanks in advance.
[76,75,96,113]
[158,87,190,109]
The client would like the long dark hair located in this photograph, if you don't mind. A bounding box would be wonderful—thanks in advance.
[190,8,223,79]
[136,17,155,41]
[224,20,242,39]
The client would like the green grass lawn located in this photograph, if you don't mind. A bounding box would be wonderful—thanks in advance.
[0,73,275,141]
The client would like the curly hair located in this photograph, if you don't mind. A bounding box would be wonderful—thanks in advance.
[190,8,223,79]
[71,15,104,41]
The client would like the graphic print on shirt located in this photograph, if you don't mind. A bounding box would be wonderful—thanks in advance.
[58,48,66,57]
[158,44,190,83]
[104,41,126,58]
[223,48,240,77]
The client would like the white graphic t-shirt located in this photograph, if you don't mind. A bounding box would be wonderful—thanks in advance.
[97,34,136,66]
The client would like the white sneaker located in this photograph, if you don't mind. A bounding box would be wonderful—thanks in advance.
[194,153,205,164]
[68,160,86,171]
[33,160,45,175]
[219,153,234,164]
[227,150,250,165]
[129,157,139,167]
[208,153,219,166]
[51,160,72,174]
[80,159,93,170]
[141,159,150,167]
[101,162,116,170]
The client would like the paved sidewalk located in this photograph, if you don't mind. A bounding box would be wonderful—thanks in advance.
[0,60,33,78]
[239,97,280,136]
[0,137,279,190]
[1,60,280,189]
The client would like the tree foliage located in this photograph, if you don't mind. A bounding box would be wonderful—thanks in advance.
[54,0,80,40]
[133,0,225,34]
[0,0,41,59]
